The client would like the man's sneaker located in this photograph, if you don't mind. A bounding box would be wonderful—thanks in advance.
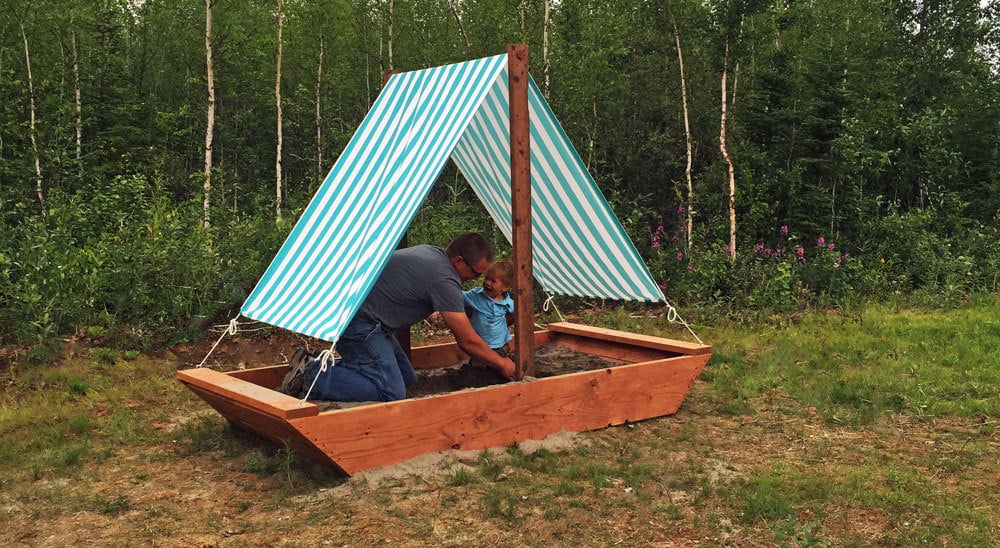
[279,348,313,396]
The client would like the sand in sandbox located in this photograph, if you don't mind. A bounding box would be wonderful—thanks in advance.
[309,343,624,410]
[406,343,624,398]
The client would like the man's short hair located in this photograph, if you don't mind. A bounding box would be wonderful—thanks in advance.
[446,232,492,264]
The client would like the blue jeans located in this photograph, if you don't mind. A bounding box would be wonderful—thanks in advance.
[302,318,416,402]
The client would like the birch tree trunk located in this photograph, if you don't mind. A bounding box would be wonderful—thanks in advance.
[203,0,215,227]
[448,0,471,60]
[71,28,82,179]
[519,1,526,36]
[720,41,736,259]
[387,0,394,72]
[542,0,551,96]
[22,23,44,214]
[315,36,324,191]
[362,1,371,104]
[275,0,284,218]
[586,97,596,171]
[673,20,694,248]
[0,50,4,181]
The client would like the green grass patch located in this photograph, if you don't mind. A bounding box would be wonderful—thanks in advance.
[1,301,998,545]
[695,296,1000,423]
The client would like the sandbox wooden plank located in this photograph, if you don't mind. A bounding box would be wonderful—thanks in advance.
[553,334,669,363]
[177,368,318,420]
[182,382,341,471]
[227,365,286,388]
[290,353,709,475]
[547,322,711,355]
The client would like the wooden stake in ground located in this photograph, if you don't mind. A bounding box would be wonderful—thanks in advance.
[508,43,534,379]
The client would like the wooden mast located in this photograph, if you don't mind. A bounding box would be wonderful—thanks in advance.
[508,44,534,379]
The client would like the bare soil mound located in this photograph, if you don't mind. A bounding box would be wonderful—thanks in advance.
[406,343,624,398]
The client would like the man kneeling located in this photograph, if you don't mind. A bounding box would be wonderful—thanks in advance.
[281,232,516,402]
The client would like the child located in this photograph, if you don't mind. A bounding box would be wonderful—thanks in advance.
[463,259,515,357]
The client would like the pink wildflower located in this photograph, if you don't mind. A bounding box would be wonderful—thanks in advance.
[780,225,789,236]
[828,243,835,251]
[676,252,684,261]
[817,236,826,246]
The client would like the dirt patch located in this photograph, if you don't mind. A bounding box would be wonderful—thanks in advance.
[406,343,624,398]
[306,343,624,411]
[169,327,329,369]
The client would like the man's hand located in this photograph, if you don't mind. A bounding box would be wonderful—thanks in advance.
[496,357,516,380]
[441,310,517,380]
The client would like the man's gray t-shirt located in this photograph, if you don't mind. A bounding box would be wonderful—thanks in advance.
[356,245,464,330]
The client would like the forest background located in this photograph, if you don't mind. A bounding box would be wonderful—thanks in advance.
[1,0,998,355]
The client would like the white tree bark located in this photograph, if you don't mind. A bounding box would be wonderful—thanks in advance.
[448,0,470,60]
[673,21,694,248]
[315,35,324,190]
[71,28,82,176]
[586,97,596,171]
[203,0,216,227]
[542,0,551,95]
[22,23,44,214]
[519,0,526,36]
[720,41,736,259]
[362,0,371,104]
[387,0,394,71]
[275,0,284,218]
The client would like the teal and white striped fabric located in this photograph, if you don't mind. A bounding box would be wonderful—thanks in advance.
[242,54,663,342]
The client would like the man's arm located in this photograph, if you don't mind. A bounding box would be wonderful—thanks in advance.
[440,310,516,379]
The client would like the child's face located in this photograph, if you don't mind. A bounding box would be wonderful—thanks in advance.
[481,273,510,298]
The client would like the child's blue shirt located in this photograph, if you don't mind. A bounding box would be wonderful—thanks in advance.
[462,287,514,349]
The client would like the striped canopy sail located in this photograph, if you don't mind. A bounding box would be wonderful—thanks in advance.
[242,54,663,342]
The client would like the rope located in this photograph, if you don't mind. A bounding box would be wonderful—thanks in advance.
[196,316,240,368]
[655,292,704,346]
[300,341,338,403]
[541,293,565,322]
[207,319,270,334]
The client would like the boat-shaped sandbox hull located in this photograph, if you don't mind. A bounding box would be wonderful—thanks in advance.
[177,322,711,475]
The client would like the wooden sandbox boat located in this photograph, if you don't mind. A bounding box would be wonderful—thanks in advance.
[176,322,711,476]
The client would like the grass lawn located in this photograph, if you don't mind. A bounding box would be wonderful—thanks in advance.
[2,296,998,546]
